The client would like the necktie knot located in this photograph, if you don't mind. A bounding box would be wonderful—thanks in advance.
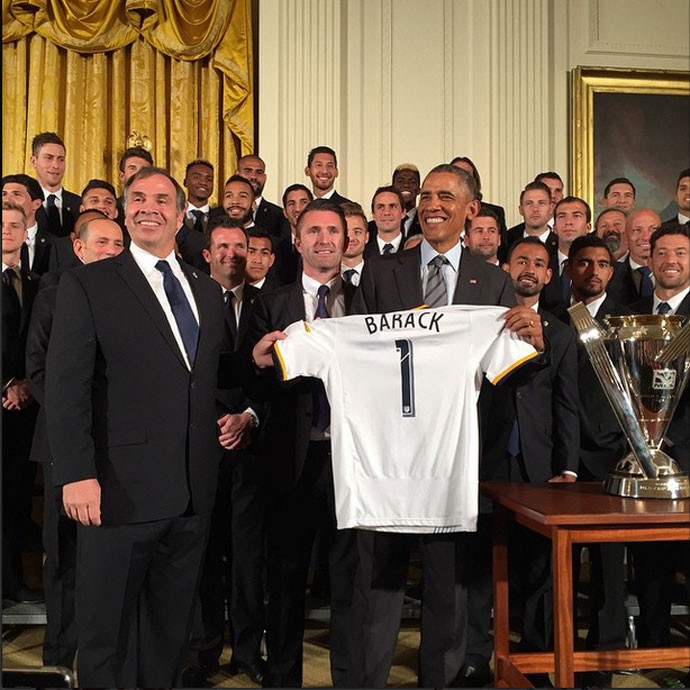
[382,243,394,255]
[343,268,357,285]
[191,210,203,220]
[47,193,57,207]
[429,255,448,270]
[657,301,672,315]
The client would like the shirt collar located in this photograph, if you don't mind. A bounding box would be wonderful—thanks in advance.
[41,186,63,202]
[419,237,462,272]
[129,243,178,275]
[653,285,690,314]
[302,271,341,296]
[341,259,364,274]
[187,203,210,215]
[571,291,608,319]
[26,223,38,241]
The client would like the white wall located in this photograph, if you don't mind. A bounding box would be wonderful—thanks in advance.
[258,0,689,226]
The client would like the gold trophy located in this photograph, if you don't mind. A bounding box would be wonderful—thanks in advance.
[568,304,690,499]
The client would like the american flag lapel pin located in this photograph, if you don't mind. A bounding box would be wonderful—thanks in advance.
[469,278,478,285]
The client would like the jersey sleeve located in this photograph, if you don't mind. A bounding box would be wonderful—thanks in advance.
[273,319,336,382]
[480,320,539,385]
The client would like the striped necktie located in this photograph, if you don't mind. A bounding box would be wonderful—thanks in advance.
[424,255,449,307]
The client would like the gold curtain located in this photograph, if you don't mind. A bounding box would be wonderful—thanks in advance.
[2,0,253,202]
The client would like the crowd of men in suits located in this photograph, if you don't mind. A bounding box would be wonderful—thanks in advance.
[2,129,689,688]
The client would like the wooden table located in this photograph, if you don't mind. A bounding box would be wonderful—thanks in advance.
[481,482,690,688]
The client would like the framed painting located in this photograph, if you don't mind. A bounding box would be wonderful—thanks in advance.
[571,66,690,219]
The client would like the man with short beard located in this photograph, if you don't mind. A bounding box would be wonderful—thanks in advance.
[594,208,628,261]
[464,208,502,265]
[222,174,256,227]
[661,168,690,229]
[464,237,578,687]
[304,145,351,205]
[236,154,285,237]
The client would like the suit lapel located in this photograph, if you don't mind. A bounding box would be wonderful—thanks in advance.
[453,250,484,304]
[236,283,259,349]
[115,251,188,367]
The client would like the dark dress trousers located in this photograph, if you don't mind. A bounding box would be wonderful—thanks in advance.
[240,280,357,688]
[44,251,226,688]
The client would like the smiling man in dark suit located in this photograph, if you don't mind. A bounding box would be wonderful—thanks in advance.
[242,198,357,688]
[45,167,227,688]
[29,132,80,238]
[346,163,546,689]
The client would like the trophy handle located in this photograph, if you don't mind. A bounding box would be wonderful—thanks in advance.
[568,303,658,479]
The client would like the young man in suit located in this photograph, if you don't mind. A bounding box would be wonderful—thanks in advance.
[2,202,41,604]
[185,217,266,686]
[243,198,357,687]
[345,164,546,688]
[554,234,631,688]
[236,154,285,238]
[629,224,690,653]
[2,174,52,276]
[29,132,80,238]
[341,202,368,286]
[246,229,278,290]
[364,186,406,257]
[463,237,579,687]
[44,167,228,688]
[26,216,124,670]
[392,163,422,238]
[183,159,215,234]
[304,145,351,206]
[660,168,690,228]
[115,146,154,231]
[505,181,558,256]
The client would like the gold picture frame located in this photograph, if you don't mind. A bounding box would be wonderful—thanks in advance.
[571,66,690,217]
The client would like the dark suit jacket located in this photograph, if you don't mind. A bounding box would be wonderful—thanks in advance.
[48,235,80,271]
[552,296,632,479]
[630,291,690,470]
[45,251,226,524]
[271,235,301,286]
[479,308,579,483]
[182,207,219,236]
[363,229,403,258]
[481,201,509,263]
[607,258,643,306]
[37,189,81,238]
[241,280,352,491]
[176,223,210,274]
[539,251,567,312]
[505,225,558,257]
[325,190,352,206]
[660,215,689,229]
[21,219,53,276]
[255,198,285,238]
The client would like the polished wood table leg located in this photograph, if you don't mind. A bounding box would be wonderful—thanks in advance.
[552,527,575,688]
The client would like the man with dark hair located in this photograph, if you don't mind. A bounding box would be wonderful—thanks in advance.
[242,198,358,687]
[594,208,628,262]
[246,230,277,290]
[392,163,422,237]
[305,146,351,205]
[661,168,690,228]
[183,159,215,234]
[340,163,546,688]
[2,201,42,604]
[552,233,631,688]
[462,236,579,687]
[540,195,592,310]
[236,154,285,237]
[273,184,314,286]
[464,207,502,265]
[365,185,406,257]
[184,217,267,687]
[2,174,51,275]
[629,224,690,657]
[116,146,155,230]
[29,132,80,238]
[602,177,636,213]
[450,156,508,259]
[80,179,119,220]
[45,166,229,688]
[506,181,558,255]
[221,174,256,227]
[534,171,564,207]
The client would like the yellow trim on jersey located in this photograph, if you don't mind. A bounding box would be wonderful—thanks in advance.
[274,343,289,381]
[490,351,539,385]
[303,321,312,333]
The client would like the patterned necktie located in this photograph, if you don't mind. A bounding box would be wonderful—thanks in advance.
[46,193,61,233]
[657,301,672,315]
[342,268,357,285]
[155,260,199,365]
[637,266,653,298]
[424,255,449,307]
[224,290,238,344]
[313,284,331,431]
[382,243,394,255]
[191,210,204,234]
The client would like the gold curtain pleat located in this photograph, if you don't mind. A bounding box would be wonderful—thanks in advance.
[2,0,253,203]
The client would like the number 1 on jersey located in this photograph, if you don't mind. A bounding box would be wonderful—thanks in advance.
[395,339,416,417]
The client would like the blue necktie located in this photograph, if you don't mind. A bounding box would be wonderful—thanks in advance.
[155,260,199,365]
[638,266,653,298]
[382,243,394,255]
[657,301,672,315]
[313,284,331,431]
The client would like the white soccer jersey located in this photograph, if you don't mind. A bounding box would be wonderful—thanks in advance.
[274,305,538,533]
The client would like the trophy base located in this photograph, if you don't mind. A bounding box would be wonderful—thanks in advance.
[605,451,690,499]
